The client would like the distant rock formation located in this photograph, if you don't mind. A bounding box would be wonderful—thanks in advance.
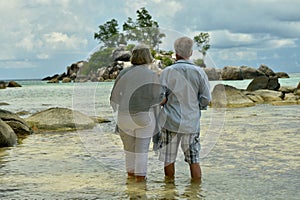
[0,81,22,89]
[211,81,299,108]
[42,45,290,83]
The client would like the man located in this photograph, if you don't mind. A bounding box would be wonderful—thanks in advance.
[158,36,211,181]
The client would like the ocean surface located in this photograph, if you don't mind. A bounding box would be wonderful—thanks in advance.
[0,73,299,199]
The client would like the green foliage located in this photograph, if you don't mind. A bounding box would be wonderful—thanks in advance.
[88,47,114,71]
[94,19,120,48]
[126,44,135,51]
[194,32,210,57]
[161,56,174,68]
[194,58,206,68]
[154,51,174,69]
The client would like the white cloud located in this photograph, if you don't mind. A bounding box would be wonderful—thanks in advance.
[36,53,49,59]
[43,32,88,50]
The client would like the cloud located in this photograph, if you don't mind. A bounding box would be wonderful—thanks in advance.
[43,32,88,50]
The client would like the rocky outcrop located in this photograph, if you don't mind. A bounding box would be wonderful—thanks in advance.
[0,109,33,147]
[211,82,300,108]
[26,107,96,132]
[0,81,22,89]
[221,66,268,80]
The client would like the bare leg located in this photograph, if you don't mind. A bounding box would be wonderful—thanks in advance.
[135,176,146,182]
[127,171,135,179]
[189,163,202,182]
[164,162,175,179]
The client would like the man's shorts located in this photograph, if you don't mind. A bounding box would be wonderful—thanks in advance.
[158,128,201,164]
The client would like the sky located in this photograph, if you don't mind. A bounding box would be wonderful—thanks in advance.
[0,0,300,80]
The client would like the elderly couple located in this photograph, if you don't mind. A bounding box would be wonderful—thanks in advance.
[110,37,211,183]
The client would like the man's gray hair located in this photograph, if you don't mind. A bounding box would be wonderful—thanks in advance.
[174,37,193,59]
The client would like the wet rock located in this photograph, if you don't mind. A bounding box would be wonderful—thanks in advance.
[0,119,17,147]
[26,107,96,132]
[0,109,33,139]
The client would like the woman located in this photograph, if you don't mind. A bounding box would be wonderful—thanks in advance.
[110,44,162,182]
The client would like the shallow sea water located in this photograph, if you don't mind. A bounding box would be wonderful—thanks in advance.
[0,77,299,199]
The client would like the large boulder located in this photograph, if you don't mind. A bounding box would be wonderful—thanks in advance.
[250,90,283,102]
[221,66,244,80]
[211,84,255,108]
[0,109,32,139]
[276,72,289,78]
[0,119,17,147]
[112,45,131,61]
[246,76,280,91]
[7,81,22,87]
[258,64,276,77]
[203,68,222,80]
[240,66,266,79]
[26,107,96,132]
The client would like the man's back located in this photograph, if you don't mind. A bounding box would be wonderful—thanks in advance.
[159,60,211,133]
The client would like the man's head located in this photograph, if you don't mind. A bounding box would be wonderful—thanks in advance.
[174,37,193,60]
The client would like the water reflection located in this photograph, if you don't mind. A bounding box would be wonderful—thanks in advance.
[125,179,148,199]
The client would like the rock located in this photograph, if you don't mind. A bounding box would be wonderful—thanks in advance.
[0,81,6,89]
[279,86,296,93]
[246,76,280,91]
[267,77,280,90]
[62,77,71,83]
[240,66,266,79]
[47,78,59,83]
[203,68,221,80]
[7,81,22,87]
[258,64,276,77]
[250,90,283,102]
[295,82,300,95]
[211,84,255,108]
[276,72,289,78]
[112,45,131,61]
[43,74,59,81]
[0,109,33,138]
[57,72,67,81]
[246,76,269,91]
[0,119,17,147]
[26,107,96,132]
[0,102,9,106]
[90,116,111,123]
[221,66,244,80]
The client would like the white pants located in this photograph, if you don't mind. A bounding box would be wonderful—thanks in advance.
[118,111,155,176]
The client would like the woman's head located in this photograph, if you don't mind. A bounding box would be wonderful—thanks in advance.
[174,37,193,59]
[130,44,153,65]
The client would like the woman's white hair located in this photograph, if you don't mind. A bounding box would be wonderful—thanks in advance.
[174,37,193,59]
